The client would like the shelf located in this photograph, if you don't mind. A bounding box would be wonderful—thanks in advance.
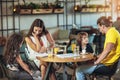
[16,12,64,15]
[0,0,18,2]
[0,28,19,31]
[0,14,14,16]
[74,11,111,14]
[14,12,63,16]
[14,8,64,15]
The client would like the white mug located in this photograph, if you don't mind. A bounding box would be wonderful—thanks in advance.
[82,49,86,54]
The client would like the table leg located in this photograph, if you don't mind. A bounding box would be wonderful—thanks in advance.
[63,63,68,80]
[63,63,77,80]
[44,63,52,80]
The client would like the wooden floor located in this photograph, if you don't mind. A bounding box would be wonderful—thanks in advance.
[1,64,120,80]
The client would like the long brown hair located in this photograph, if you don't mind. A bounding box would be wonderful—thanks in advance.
[3,33,23,64]
[26,19,48,37]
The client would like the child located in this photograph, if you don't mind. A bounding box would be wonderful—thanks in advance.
[67,32,93,54]
[78,32,93,54]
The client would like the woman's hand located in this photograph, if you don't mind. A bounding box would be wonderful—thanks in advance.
[32,32,38,37]
[39,46,47,53]
[94,61,99,65]
[30,70,34,76]
[49,42,55,48]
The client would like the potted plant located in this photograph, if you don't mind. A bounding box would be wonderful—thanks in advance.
[88,5,97,12]
[30,2,41,14]
[36,2,53,14]
[104,5,111,12]
[97,5,105,12]
[19,3,32,14]
[81,5,88,12]
[53,2,64,13]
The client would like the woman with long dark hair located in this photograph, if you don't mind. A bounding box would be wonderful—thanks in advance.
[3,33,39,80]
[25,19,56,80]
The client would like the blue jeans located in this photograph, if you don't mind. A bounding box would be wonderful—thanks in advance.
[76,64,104,80]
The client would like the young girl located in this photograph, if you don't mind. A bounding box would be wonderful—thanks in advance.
[78,32,93,54]
[3,33,40,80]
[67,32,93,54]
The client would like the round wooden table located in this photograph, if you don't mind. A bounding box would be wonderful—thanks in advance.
[37,53,94,63]
[37,53,94,80]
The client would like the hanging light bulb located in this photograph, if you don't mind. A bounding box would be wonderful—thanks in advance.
[13,8,16,12]
[117,5,120,11]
